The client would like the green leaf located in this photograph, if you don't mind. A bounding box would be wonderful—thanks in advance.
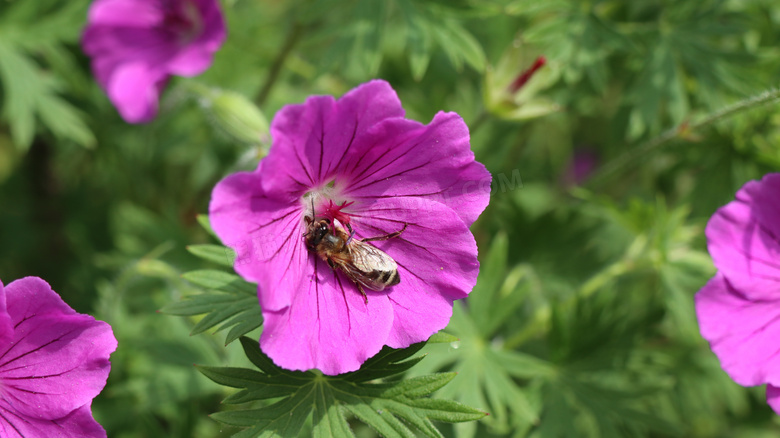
[197,214,218,238]
[187,244,236,267]
[427,331,458,344]
[409,300,545,435]
[224,307,264,345]
[181,270,256,294]
[441,20,486,72]
[162,269,261,343]
[468,233,533,338]
[201,337,487,438]
[0,1,93,151]
[0,42,94,150]
[407,20,432,81]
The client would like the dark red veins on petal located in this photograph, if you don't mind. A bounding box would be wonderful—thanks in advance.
[317,109,326,182]
[261,216,302,263]
[0,327,82,371]
[1,366,76,379]
[12,318,27,331]
[716,213,780,271]
[347,159,434,193]
[274,224,306,288]
[349,211,437,231]
[343,137,426,191]
[248,208,299,234]
[329,117,360,179]
[293,145,315,186]
[356,220,439,260]
[0,408,26,437]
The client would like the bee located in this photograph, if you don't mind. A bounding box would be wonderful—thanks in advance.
[303,213,406,303]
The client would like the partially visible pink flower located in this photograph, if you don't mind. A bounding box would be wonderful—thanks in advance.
[82,0,226,123]
[209,80,491,375]
[0,277,117,437]
[562,148,599,186]
[695,173,780,413]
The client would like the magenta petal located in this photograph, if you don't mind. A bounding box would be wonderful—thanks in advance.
[0,278,117,420]
[82,0,225,123]
[342,112,491,226]
[191,0,228,50]
[167,45,217,76]
[768,385,780,415]
[262,80,405,197]
[106,63,165,123]
[350,197,479,347]
[0,281,12,349]
[87,0,162,27]
[745,173,780,238]
[209,171,308,312]
[0,403,106,438]
[167,0,226,75]
[706,174,780,299]
[260,257,394,375]
[695,273,780,387]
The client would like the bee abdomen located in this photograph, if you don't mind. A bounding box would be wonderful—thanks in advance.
[375,269,400,287]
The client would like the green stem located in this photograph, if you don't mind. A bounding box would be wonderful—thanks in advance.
[589,86,780,187]
[255,21,305,106]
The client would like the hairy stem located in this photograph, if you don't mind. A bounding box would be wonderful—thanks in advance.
[589,86,780,187]
[255,21,305,106]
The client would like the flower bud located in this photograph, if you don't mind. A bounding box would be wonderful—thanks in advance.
[508,56,547,94]
[206,90,269,144]
[484,46,559,121]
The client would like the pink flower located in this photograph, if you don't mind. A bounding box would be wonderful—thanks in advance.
[562,148,599,186]
[0,277,117,437]
[695,173,780,413]
[209,80,491,375]
[81,0,226,123]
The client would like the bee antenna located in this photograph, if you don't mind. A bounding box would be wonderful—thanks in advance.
[345,223,356,244]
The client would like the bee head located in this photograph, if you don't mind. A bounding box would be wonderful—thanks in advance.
[304,218,331,249]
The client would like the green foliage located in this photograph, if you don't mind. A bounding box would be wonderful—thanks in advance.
[2,0,780,437]
[161,269,263,345]
[0,0,94,150]
[297,0,486,81]
[200,337,486,438]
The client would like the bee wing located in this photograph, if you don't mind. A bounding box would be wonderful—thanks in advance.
[341,241,398,291]
[348,241,397,273]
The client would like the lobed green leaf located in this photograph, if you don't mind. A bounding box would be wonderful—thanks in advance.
[202,337,486,437]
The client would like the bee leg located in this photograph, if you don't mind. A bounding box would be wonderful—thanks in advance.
[326,259,337,270]
[357,283,368,304]
[361,222,408,242]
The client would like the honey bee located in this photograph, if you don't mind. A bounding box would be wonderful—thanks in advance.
[303,213,406,303]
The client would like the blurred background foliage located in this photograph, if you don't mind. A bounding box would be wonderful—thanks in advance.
[1,0,780,436]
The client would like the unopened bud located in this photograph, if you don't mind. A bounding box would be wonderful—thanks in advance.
[508,56,546,94]
[207,90,269,144]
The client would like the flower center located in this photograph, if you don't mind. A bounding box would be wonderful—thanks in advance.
[161,0,204,44]
[302,181,355,226]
